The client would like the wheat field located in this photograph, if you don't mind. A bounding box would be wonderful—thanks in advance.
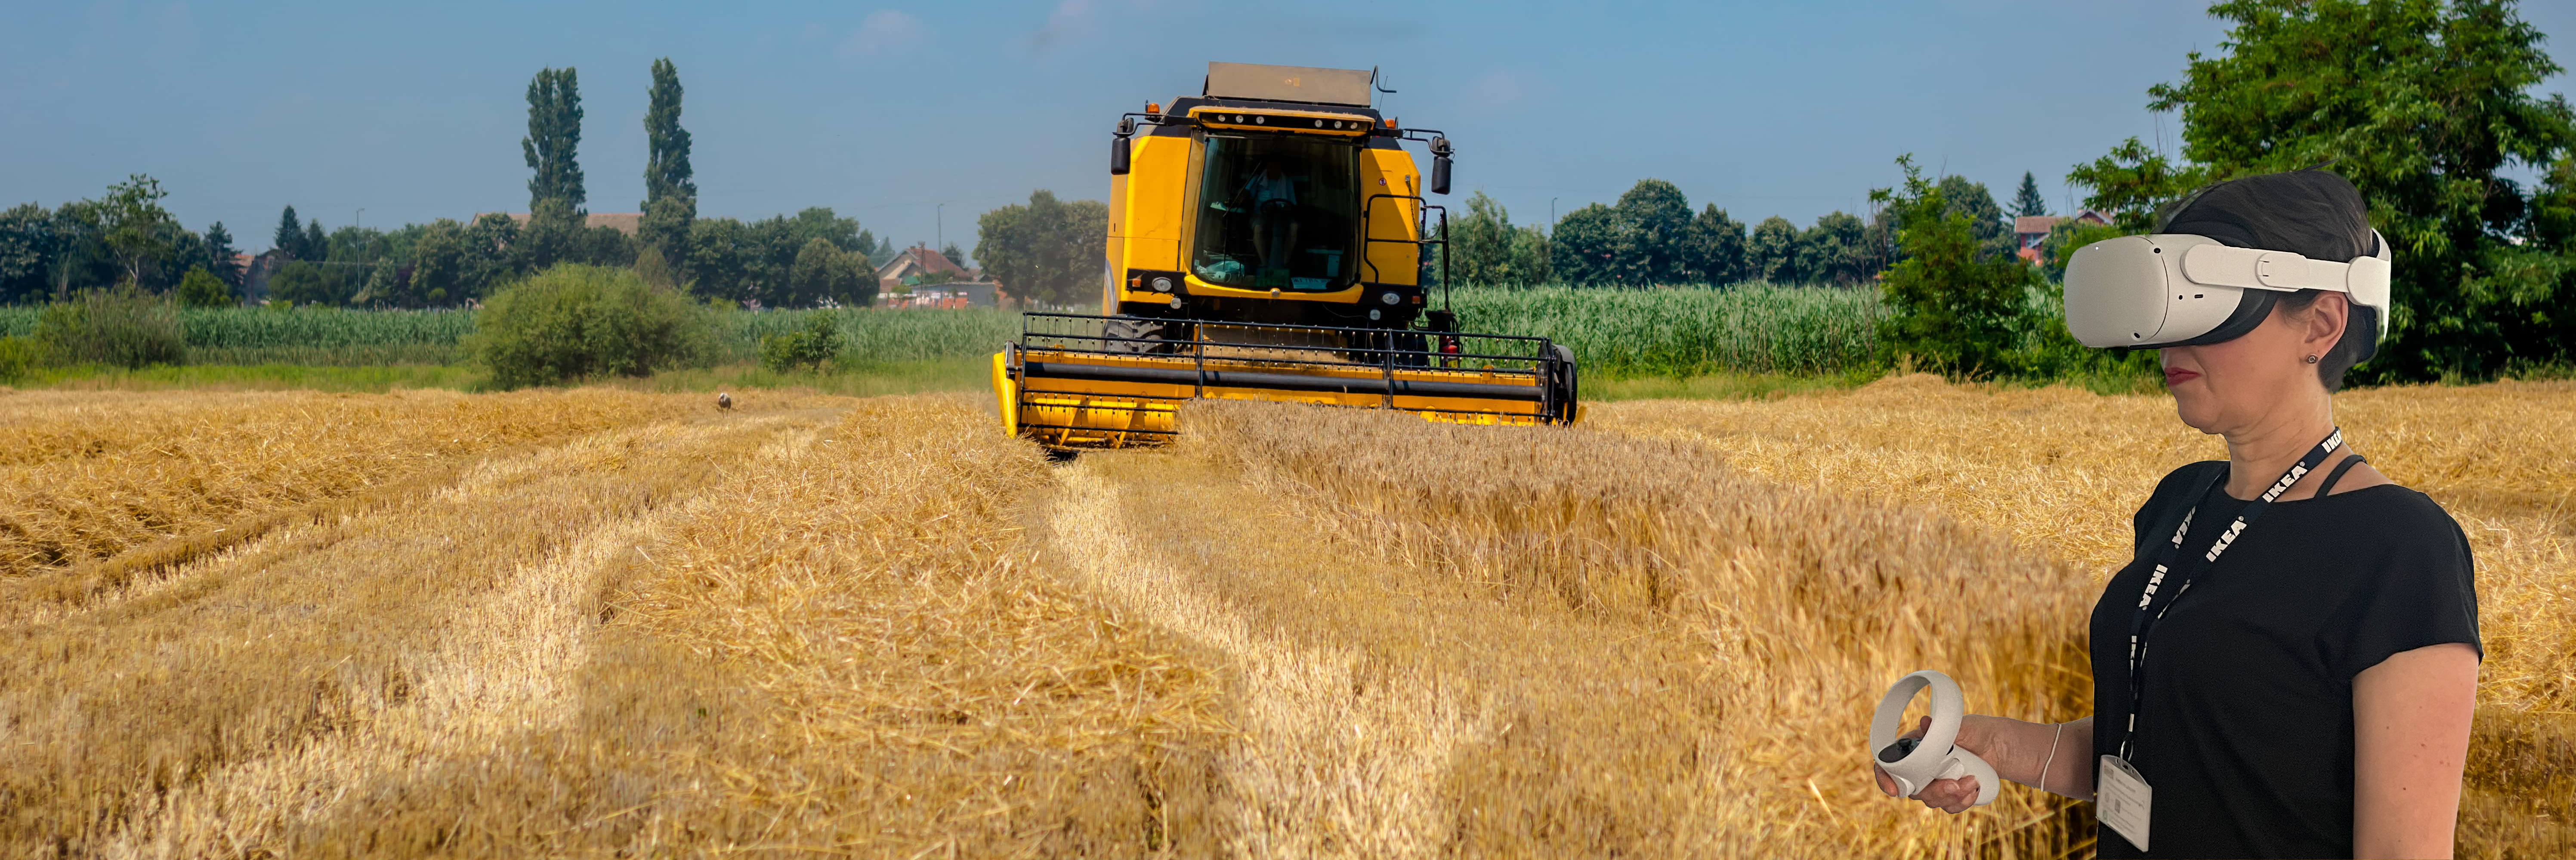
[0,377,2565,857]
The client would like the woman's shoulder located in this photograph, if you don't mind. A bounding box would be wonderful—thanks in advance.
[2143,460,2229,506]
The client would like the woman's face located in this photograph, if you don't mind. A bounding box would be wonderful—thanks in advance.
[2159,292,2349,434]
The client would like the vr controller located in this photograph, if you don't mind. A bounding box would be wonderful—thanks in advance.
[1870,670,1999,807]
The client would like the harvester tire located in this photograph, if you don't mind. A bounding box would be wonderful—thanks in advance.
[1103,317,1176,354]
[1549,343,1579,424]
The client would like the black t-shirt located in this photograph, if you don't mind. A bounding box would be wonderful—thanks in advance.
[2088,460,2480,858]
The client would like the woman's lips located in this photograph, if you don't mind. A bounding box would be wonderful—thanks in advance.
[2164,367,2200,385]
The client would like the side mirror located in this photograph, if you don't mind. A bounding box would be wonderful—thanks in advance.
[1427,135,1453,195]
[1111,117,1137,176]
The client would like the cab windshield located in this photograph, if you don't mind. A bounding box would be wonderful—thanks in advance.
[1191,134,1361,291]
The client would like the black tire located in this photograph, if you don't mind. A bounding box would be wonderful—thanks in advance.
[1103,316,1174,354]
[1548,343,1579,424]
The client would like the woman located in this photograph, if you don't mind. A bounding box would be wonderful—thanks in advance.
[1875,171,2480,858]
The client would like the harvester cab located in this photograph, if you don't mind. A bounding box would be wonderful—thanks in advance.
[993,62,1579,449]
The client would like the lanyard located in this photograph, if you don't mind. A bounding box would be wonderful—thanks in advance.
[2115,427,2344,760]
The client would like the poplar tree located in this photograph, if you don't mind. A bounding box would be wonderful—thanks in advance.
[523,67,587,213]
[639,58,696,266]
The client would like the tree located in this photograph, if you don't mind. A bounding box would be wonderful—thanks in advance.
[2076,0,2576,379]
[788,237,872,307]
[0,203,55,303]
[1747,216,1801,283]
[1446,191,1519,285]
[99,175,174,286]
[176,266,233,308]
[1547,203,1623,285]
[204,222,241,287]
[639,196,695,277]
[975,190,1109,307]
[274,205,305,260]
[523,66,587,212]
[940,242,967,269]
[266,261,339,306]
[516,198,580,272]
[1798,211,1871,285]
[687,217,752,304]
[1872,155,2040,376]
[1682,205,1748,285]
[2011,171,2050,218]
[1935,175,2013,258]
[303,219,327,266]
[642,58,694,207]
[1612,179,1694,285]
[640,58,695,268]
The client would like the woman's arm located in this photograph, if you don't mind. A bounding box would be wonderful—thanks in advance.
[2353,642,2478,859]
[1875,715,2095,812]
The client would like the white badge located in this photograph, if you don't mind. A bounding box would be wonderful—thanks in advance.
[2097,755,2153,851]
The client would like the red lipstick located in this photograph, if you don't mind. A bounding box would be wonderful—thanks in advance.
[2164,367,2200,385]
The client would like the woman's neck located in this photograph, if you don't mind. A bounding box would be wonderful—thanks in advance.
[2221,396,2336,500]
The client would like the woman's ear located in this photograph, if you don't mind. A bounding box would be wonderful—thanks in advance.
[2304,292,2350,357]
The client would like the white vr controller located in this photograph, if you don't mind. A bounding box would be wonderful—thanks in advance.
[1869,670,1999,807]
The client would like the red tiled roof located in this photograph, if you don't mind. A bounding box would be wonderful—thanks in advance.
[2014,215,2066,236]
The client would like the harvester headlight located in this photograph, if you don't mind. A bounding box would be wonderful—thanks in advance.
[1150,276,1174,292]
[1313,119,1325,127]
[1168,296,1183,308]
[1380,290,1402,305]
[1254,116,1265,124]
[1368,308,1382,321]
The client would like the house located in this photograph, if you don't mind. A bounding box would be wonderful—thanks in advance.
[2012,209,2114,263]
[874,244,973,292]
[473,212,645,235]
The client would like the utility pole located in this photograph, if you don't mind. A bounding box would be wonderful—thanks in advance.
[1549,197,1558,231]
[355,208,366,277]
[936,202,945,255]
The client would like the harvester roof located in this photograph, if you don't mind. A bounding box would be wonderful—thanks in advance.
[1202,62,1374,108]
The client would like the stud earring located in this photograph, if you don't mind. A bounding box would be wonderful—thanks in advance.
[2304,354,2320,364]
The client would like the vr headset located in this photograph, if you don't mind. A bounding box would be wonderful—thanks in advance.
[2063,231,2392,357]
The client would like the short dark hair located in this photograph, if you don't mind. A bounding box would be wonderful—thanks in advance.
[2160,169,2379,391]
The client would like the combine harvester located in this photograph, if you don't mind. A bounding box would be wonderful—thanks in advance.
[992,62,1580,449]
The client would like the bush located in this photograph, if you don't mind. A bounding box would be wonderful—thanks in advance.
[760,311,846,373]
[470,263,713,388]
[0,336,38,383]
[35,285,188,369]
[176,266,235,308]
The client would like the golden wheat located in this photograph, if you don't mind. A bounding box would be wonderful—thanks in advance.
[7,378,2565,858]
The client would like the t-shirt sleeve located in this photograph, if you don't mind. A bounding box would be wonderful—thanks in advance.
[2328,494,2483,679]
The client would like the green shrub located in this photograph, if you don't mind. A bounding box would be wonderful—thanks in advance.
[1448,284,1884,377]
[35,286,188,369]
[470,263,713,388]
[0,336,38,383]
[176,266,235,308]
[760,311,845,373]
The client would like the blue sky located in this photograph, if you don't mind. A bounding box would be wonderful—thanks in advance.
[5,1,2573,260]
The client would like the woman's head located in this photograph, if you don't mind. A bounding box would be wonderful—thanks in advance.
[2153,170,2380,432]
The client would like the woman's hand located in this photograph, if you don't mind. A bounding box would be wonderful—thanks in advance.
[1873,715,1992,814]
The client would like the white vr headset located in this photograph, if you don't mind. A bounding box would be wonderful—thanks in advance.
[2063,231,2392,351]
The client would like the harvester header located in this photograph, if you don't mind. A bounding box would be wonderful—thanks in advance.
[991,62,1579,449]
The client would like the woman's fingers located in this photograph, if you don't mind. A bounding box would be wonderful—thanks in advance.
[1873,764,1899,796]
[1902,715,1930,741]
[1924,776,1979,814]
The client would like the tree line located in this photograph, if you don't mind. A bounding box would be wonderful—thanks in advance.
[0,59,899,311]
[1439,173,2031,289]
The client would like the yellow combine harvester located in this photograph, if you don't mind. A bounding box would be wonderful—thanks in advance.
[992,62,1580,449]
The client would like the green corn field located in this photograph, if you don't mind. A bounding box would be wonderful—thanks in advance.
[0,287,1880,376]
[1448,283,1884,377]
